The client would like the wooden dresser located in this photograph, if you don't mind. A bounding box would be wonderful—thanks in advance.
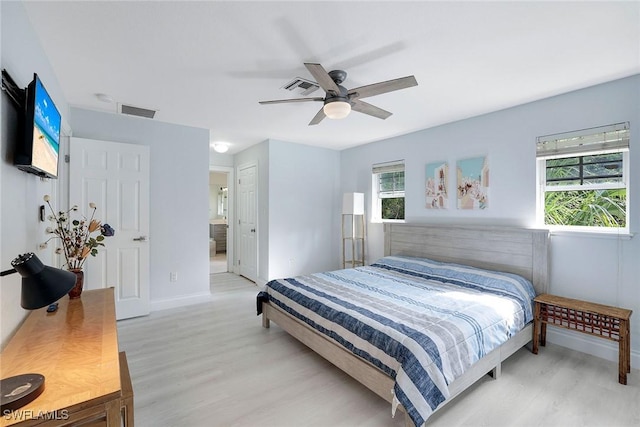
[0,288,133,426]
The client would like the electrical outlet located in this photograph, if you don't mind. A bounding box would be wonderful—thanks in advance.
[170,272,178,282]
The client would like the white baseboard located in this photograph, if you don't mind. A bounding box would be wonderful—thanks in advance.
[546,328,639,369]
[255,277,268,289]
[230,266,268,289]
[149,291,213,312]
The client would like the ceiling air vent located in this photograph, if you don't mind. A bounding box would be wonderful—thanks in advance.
[281,77,320,96]
[118,103,157,119]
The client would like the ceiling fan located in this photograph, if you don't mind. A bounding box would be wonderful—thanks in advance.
[259,63,418,126]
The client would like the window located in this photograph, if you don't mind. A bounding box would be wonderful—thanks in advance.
[372,160,405,221]
[536,123,629,232]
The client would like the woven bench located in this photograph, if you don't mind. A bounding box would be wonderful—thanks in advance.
[532,293,632,385]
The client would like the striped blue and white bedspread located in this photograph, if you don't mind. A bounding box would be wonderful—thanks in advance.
[261,256,536,426]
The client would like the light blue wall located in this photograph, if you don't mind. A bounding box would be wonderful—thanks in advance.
[0,1,68,346]
[268,139,341,279]
[70,107,211,307]
[341,74,640,364]
[234,139,341,284]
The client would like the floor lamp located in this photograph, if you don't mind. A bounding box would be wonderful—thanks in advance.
[342,193,365,269]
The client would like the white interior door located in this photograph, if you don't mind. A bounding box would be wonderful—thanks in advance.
[238,164,257,282]
[70,137,150,319]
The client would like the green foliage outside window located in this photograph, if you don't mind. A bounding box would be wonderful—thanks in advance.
[544,152,626,228]
[382,197,405,220]
[544,189,626,227]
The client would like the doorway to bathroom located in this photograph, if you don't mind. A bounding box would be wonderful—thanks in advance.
[209,168,231,274]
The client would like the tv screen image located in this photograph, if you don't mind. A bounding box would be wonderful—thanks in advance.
[31,76,61,178]
[13,73,62,179]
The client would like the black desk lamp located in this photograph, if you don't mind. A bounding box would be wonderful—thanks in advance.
[0,253,76,412]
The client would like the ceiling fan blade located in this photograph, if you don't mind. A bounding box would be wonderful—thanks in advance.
[304,63,341,95]
[308,107,326,126]
[259,97,324,105]
[351,99,392,120]
[348,75,418,99]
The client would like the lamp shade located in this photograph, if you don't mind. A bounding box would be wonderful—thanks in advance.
[342,193,365,215]
[11,253,76,310]
[323,100,351,119]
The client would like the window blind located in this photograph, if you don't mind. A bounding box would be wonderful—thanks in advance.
[373,160,405,198]
[536,122,629,158]
[372,160,404,174]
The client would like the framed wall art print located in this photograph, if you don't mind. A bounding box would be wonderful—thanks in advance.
[456,156,489,210]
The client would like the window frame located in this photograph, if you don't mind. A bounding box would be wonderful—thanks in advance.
[371,160,405,223]
[536,124,630,235]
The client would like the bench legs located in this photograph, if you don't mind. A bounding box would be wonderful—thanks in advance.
[532,303,546,354]
[619,320,631,385]
[532,302,630,385]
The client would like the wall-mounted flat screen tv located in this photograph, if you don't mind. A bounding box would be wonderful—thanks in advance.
[15,73,61,179]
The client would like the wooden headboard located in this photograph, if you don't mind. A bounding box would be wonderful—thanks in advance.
[383,223,550,295]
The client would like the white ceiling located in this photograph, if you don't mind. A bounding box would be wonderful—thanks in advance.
[22,1,640,155]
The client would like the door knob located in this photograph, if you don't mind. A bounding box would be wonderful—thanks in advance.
[250,228,256,233]
[133,236,147,242]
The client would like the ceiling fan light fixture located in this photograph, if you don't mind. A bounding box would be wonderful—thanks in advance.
[323,100,351,120]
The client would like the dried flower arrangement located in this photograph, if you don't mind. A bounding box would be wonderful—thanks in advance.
[42,195,114,270]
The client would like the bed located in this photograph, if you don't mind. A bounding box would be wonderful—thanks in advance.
[258,223,549,426]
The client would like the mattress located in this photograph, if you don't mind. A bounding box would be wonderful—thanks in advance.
[260,255,536,426]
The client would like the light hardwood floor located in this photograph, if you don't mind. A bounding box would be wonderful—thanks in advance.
[210,253,227,274]
[117,273,639,427]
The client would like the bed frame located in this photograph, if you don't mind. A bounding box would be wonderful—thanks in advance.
[261,223,550,426]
